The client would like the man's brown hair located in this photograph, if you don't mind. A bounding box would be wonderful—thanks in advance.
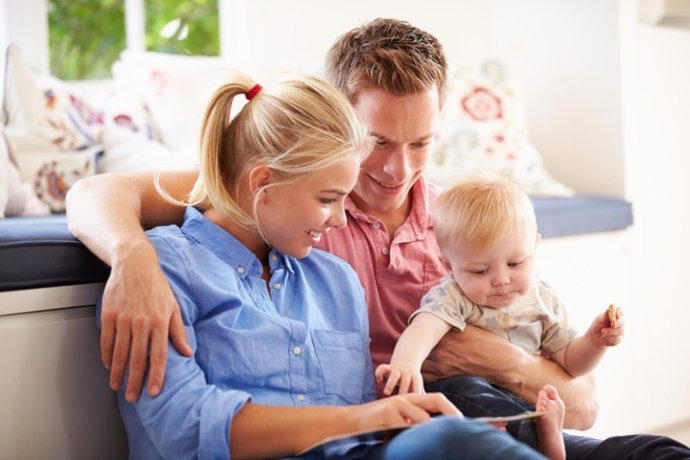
[325,18,448,107]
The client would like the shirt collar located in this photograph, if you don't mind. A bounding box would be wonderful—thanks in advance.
[181,207,294,278]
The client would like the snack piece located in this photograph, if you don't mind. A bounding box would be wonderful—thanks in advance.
[607,304,619,327]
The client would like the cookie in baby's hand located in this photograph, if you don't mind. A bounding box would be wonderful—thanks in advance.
[607,304,620,327]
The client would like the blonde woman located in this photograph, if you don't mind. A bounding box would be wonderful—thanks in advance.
[111,74,542,459]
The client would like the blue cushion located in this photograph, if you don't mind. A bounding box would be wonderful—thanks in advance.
[0,215,109,291]
[0,195,634,291]
[532,195,633,238]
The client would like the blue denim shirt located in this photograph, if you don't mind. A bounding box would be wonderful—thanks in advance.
[113,207,375,460]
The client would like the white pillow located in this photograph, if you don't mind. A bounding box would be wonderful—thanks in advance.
[427,58,573,197]
[111,50,237,151]
[0,129,50,217]
[2,44,103,212]
[2,44,103,153]
[98,80,195,173]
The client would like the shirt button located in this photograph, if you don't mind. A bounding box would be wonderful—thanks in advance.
[382,247,389,256]
[373,221,381,229]
[271,254,278,261]
[273,282,282,289]
[296,394,305,402]
[237,266,245,274]
[293,346,302,355]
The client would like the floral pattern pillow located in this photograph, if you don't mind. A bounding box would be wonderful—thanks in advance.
[2,44,104,212]
[427,59,573,197]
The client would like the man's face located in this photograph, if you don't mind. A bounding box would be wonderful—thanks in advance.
[351,88,439,218]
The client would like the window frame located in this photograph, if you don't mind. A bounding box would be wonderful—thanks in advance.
[0,0,250,78]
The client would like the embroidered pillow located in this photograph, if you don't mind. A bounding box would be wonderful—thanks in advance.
[427,58,573,197]
[2,44,104,212]
[110,50,236,152]
[2,44,103,153]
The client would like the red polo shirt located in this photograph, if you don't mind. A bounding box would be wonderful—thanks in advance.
[318,177,448,367]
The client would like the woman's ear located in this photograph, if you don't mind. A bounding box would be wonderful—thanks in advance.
[247,165,272,198]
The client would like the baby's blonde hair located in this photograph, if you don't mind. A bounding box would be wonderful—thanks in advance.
[156,71,371,230]
[433,177,537,256]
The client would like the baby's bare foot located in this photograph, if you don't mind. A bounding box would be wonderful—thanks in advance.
[536,384,566,460]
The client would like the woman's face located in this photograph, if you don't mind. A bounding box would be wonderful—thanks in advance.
[257,158,360,258]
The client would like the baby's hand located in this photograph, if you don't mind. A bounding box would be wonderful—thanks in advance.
[587,304,625,348]
[375,362,425,396]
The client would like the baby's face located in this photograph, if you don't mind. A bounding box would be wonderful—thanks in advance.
[446,225,539,309]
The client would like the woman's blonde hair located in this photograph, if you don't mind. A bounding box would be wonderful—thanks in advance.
[433,177,537,255]
[156,71,371,230]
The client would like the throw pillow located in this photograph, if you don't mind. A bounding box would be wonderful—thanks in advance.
[0,129,50,217]
[2,44,103,153]
[427,58,573,197]
[110,50,236,152]
[2,44,104,212]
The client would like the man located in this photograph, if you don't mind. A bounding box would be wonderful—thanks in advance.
[67,18,689,458]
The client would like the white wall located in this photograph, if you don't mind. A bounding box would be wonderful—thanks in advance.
[0,0,49,72]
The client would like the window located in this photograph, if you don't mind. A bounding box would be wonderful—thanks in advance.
[47,0,220,81]
[47,0,126,80]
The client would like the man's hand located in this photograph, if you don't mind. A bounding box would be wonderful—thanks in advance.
[100,241,192,402]
[421,326,599,429]
[422,326,528,386]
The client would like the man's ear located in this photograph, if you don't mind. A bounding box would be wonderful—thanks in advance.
[247,165,272,198]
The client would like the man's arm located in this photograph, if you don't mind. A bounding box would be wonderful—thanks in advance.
[66,168,199,401]
[421,326,599,430]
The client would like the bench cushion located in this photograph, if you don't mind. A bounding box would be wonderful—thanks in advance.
[0,215,109,291]
[0,195,634,291]
[532,195,633,238]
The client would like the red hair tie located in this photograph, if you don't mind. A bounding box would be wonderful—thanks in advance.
[246,83,262,101]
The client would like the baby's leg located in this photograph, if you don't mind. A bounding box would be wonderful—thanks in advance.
[535,384,566,460]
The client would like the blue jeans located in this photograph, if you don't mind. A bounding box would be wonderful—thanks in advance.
[426,376,690,460]
[339,416,545,460]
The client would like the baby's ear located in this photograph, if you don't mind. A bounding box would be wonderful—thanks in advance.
[535,232,542,246]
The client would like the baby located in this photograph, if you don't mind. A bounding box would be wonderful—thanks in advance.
[376,177,625,459]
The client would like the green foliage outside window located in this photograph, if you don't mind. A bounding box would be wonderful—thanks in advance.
[48,0,219,81]
[48,0,126,80]
[145,0,219,56]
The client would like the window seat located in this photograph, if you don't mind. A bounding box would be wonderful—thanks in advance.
[532,195,633,238]
[0,195,633,293]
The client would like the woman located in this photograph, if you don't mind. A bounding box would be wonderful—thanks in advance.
[108,71,543,459]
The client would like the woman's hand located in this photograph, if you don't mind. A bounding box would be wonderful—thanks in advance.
[100,241,192,402]
[348,393,462,433]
